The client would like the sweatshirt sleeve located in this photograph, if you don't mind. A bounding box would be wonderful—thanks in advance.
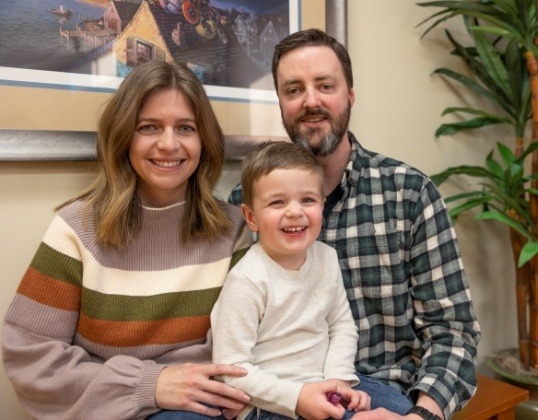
[1,215,164,420]
[322,253,359,385]
[211,271,303,419]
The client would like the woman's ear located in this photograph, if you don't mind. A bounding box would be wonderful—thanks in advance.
[241,203,259,232]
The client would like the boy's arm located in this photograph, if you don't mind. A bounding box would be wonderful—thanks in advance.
[211,272,303,418]
[323,256,359,385]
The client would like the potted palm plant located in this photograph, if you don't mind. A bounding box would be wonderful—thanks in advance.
[417,0,538,373]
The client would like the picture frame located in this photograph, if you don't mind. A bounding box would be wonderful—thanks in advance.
[0,0,346,161]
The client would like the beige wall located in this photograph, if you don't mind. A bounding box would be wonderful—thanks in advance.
[0,1,515,417]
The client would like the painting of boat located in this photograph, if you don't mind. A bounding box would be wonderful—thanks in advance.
[49,5,72,18]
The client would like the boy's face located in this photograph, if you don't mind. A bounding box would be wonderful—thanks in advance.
[241,168,324,270]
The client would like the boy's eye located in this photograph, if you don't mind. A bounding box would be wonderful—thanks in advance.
[302,197,320,204]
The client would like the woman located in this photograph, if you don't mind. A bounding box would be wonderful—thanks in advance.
[2,60,252,419]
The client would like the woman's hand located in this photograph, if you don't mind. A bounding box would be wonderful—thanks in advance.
[155,363,251,416]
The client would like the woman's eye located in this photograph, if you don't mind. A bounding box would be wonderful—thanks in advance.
[178,125,195,133]
[138,124,156,132]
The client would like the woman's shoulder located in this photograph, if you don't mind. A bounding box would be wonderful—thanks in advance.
[57,199,91,219]
[55,199,94,232]
[217,199,243,224]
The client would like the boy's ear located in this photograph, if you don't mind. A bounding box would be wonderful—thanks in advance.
[241,203,259,232]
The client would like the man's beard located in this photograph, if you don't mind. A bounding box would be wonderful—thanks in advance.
[283,102,351,157]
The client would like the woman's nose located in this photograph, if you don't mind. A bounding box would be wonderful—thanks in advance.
[157,128,180,151]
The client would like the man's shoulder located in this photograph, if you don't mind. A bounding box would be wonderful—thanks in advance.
[349,132,426,177]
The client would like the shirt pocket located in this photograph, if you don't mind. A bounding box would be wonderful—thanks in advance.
[354,222,408,295]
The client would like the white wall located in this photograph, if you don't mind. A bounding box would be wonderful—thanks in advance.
[0,1,517,417]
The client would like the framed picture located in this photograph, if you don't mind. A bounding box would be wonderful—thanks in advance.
[0,0,344,161]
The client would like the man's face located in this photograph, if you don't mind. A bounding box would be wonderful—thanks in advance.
[275,46,355,157]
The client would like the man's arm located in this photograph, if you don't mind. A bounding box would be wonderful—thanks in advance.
[407,178,481,418]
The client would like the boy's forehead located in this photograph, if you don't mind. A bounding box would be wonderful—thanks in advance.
[253,167,323,192]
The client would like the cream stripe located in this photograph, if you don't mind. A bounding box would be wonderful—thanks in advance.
[43,216,83,260]
[82,258,231,296]
[43,215,232,296]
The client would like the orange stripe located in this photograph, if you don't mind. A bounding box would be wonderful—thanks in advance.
[18,267,81,311]
[77,312,210,347]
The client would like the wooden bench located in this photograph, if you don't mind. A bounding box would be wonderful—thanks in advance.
[453,374,528,419]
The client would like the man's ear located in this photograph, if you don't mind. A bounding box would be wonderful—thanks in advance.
[241,203,259,232]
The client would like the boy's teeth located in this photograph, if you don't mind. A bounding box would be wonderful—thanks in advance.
[283,226,306,233]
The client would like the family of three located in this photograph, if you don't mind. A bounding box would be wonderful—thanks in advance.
[2,29,480,420]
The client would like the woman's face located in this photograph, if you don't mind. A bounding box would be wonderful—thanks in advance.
[129,88,202,207]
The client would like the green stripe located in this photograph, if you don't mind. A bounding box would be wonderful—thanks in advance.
[230,246,249,270]
[81,287,222,321]
[30,242,83,286]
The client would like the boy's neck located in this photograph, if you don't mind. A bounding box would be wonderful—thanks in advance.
[260,243,307,271]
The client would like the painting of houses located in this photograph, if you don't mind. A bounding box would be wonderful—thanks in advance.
[112,0,290,91]
[0,0,296,99]
[104,1,141,34]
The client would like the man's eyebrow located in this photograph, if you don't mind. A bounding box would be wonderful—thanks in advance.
[281,75,335,86]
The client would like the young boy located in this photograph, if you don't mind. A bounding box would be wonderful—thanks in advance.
[211,141,370,420]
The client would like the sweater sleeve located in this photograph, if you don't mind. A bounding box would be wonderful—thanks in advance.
[1,216,164,420]
[211,271,303,419]
[2,322,164,420]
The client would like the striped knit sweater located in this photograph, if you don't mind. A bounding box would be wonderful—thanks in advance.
[2,199,252,420]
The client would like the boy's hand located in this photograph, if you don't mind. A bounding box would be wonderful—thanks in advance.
[340,386,371,412]
[296,379,371,419]
[296,381,346,420]
[222,405,247,419]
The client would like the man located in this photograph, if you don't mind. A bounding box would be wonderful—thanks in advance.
[229,29,480,420]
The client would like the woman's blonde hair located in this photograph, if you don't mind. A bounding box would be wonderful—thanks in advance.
[59,60,230,246]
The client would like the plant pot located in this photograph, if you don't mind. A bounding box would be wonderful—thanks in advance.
[487,348,538,388]
[487,348,538,418]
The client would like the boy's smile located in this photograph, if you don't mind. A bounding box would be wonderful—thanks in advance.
[241,167,324,270]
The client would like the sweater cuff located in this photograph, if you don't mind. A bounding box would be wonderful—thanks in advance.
[134,362,167,409]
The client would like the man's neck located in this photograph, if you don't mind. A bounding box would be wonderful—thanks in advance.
[318,134,351,196]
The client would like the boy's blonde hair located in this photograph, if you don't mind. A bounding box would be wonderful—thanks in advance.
[241,141,324,207]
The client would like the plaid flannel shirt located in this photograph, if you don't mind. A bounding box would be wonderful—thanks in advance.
[229,133,481,418]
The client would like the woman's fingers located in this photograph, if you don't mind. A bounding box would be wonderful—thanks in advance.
[155,363,250,411]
